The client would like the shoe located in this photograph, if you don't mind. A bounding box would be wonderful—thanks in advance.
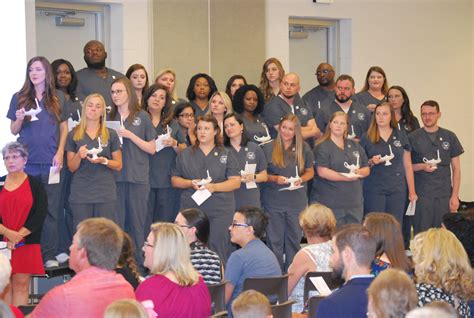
[55,253,70,263]
[45,260,59,268]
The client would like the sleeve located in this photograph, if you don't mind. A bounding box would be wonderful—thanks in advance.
[449,132,464,158]
[362,110,372,133]
[31,285,67,317]
[135,280,152,302]
[399,130,411,151]
[255,146,268,172]
[171,121,186,144]
[225,150,240,177]
[304,143,315,169]
[23,176,48,235]
[7,93,19,121]
[65,131,76,153]
[315,297,338,318]
[171,151,184,177]
[109,129,121,153]
[143,113,157,141]
[57,91,69,122]
[359,134,369,153]
[314,142,330,168]
[412,117,420,131]
[357,142,369,168]
[224,254,243,287]
[408,133,423,164]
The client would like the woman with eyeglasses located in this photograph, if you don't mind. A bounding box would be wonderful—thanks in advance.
[174,208,222,285]
[261,114,314,270]
[223,113,268,209]
[174,102,197,146]
[137,222,211,317]
[0,142,47,306]
[353,66,388,112]
[171,115,240,262]
[109,77,156,269]
[144,84,186,224]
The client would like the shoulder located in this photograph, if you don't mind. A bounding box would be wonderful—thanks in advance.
[27,174,43,188]
[108,68,124,78]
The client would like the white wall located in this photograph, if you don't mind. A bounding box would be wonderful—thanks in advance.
[266,0,473,200]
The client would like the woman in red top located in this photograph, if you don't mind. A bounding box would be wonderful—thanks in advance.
[0,142,47,306]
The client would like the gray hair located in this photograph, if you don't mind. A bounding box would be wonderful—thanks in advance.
[2,142,28,159]
[0,253,12,293]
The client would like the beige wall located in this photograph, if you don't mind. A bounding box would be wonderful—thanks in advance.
[266,0,473,200]
[153,0,265,97]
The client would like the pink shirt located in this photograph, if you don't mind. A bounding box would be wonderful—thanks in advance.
[31,266,135,318]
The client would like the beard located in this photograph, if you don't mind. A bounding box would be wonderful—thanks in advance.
[331,257,345,281]
[336,94,351,103]
[85,58,106,70]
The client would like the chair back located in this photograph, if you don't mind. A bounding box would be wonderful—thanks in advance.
[207,280,228,317]
[271,300,296,318]
[243,274,289,304]
[303,271,342,305]
[308,296,325,318]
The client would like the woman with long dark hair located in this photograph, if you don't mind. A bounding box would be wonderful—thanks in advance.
[126,64,149,105]
[185,73,218,117]
[225,74,247,99]
[387,85,420,134]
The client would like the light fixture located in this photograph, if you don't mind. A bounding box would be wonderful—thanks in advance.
[55,16,85,27]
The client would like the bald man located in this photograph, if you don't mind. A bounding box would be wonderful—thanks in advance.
[76,40,124,112]
[262,72,320,144]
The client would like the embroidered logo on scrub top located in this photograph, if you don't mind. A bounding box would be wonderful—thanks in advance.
[352,151,359,157]
[300,107,308,116]
[357,113,365,121]
[442,141,450,150]
[220,155,228,164]
[132,117,142,126]
[247,152,255,160]
[393,140,402,147]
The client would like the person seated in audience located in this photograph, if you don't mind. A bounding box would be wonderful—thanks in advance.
[126,64,149,105]
[366,268,418,318]
[406,301,459,318]
[225,75,247,99]
[287,203,336,313]
[442,210,474,266]
[175,208,222,285]
[104,299,149,318]
[411,228,473,318]
[31,218,135,318]
[115,232,141,290]
[316,224,376,318]
[224,206,281,316]
[185,73,218,118]
[136,222,211,318]
[232,290,272,318]
[0,254,24,318]
[363,212,411,276]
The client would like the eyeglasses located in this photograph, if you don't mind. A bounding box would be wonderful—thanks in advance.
[316,69,333,75]
[143,242,154,248]
[179,113,195,119]
[231,222,250,228]
[111,89,124,96]
[174,222,191,229]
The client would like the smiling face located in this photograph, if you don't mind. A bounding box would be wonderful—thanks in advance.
[29,60,46,87]
[224,116,243,140]
[147,88,167,112]
[197,120,217,145]
[130,69,147,91]
[85,96,104,122]
[375,104,392,128]
[111,82,129,107]
[279,119,296,143]
[210,94,227,116]
[387,88,404,110]
[368,71,384,91]
[329,114,348,138]
[56,63,72,89]
[156,72,175,93]
[194,77,210,100]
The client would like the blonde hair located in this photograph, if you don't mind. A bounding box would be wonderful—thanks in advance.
[259,57,285,102]
[316,111,348,145]
[155,69,177,101]
[299,203,336,239]
[149,223,199,286]
[73,93,109,144]
[232,290,271,318]
[411,228,474,299]
[272,114,305,174]
[367,268,418,318]
[207,91,233,116]
[104,299,148,318]
[366,102,397,143]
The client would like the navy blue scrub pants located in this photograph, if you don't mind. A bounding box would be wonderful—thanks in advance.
[69,202,116,230]
[413,196,450,235]
[363,189,407,226]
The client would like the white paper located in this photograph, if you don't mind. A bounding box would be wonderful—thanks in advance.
[278,185,304,191]
[191,188,212,206]
[48,166,61,184]
[106,121,123,144]
[405,200,416,216]
[0,242,11,260]
[155,134,170,153]
[242,163,257,189]
[309,276,332,296]
[67,118,79,132]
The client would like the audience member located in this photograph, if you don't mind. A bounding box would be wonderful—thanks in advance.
[224,207,281,315]
[411,228,473,317]
[442,210,474,266]
[76,40,124,111]
[363,212,411,276]
[0,254,24,318]
[0,142,47,306]
[316,224,376,318]
[136,222,211,318]
[288,203,336,313]
[366,268,418,318]
[0,301,14,318]
[353,66,388,112]
[259,57,285,102]
[175,208,222,285]
[232,290,272,318]
[406,301,458,318]
[115,232,141,290]
[104,299,149,318]
[31,218,135,317]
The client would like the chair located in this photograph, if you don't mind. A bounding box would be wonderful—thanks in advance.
[308,296,325,318]
[303,271,342,306]
[207,280,228,317]
[271,300,296,318]
[243,274,289,304]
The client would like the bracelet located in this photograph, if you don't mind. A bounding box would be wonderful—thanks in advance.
[102,158,109,166]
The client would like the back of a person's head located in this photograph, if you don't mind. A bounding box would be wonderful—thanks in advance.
[299,203,336,239]
[238,206,268,239]
[406,301,458,318]
[334,224,376,268]
[0,253,12,293]
[411,228,473,299]
[104,299,148,318]
[76,217,123,270]
[180,208,210,245]
[364,212,411,271]
[367,268,417,318]
[442,211,474,266]
[232,290,272,318]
